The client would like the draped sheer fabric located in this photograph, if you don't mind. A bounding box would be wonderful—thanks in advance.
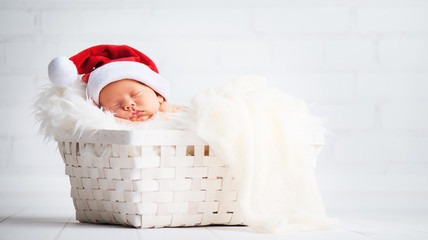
[181,76,337,232]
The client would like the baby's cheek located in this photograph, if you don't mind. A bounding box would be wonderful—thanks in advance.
[114,110,129,120]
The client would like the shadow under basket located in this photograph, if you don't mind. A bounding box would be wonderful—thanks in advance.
[56,129,324,228]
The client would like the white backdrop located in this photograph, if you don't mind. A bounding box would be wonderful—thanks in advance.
[0,0,427,211]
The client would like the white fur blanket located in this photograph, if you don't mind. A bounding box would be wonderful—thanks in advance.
[34,75,336,232]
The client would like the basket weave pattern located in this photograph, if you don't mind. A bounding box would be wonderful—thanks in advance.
[58,136,244,228]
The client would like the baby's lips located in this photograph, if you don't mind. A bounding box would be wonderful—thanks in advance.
[129,110,145,119]
[129,112,137,119]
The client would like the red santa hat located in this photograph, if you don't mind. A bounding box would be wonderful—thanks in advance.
[47,44,170,105]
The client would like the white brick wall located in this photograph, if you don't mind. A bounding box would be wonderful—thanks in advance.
[147,9,251,35]
[356,73,428,101]
[162,40,218,72]
[272,73,355,102]
[326,40,378,69]
[42,9,150,35]
[0,10,36,35]
[4,42,58,74]
[312,104,377,130]
[254,8,350,33]
[333,132,408,163]
[382,104,428,129]
[220,40,271,69]
[357,8,428,32]
[1,0,427,204]
[379,39,428,70]
[272,41,325,70]
[0,136,12,168]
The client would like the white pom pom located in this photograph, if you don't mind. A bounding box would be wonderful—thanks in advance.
[48,56,78,88]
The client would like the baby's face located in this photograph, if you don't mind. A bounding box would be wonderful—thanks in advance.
[99,79,164,122]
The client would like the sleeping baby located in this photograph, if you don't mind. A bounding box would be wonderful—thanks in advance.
[48,44,183,123]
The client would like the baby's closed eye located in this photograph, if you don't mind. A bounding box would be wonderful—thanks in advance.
[131,91,142,97]
[110,103,120,109]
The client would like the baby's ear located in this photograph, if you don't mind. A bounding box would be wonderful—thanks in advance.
[156,93,165,103]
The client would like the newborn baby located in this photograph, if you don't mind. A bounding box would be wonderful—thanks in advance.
[48,44,182,123]
[99,78,182,123]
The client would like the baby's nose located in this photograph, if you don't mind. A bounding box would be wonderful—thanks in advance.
[124,101,136,110]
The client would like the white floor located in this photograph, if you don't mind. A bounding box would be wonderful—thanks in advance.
[1,170,427,240]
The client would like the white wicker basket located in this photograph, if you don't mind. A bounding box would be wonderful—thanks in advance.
[56,129,324,228]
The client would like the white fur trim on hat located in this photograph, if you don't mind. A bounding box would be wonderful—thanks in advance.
[87,61,170,105]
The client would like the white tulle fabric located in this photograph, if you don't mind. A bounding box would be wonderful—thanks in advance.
[178,76,337,232]
[34,75,336,232]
